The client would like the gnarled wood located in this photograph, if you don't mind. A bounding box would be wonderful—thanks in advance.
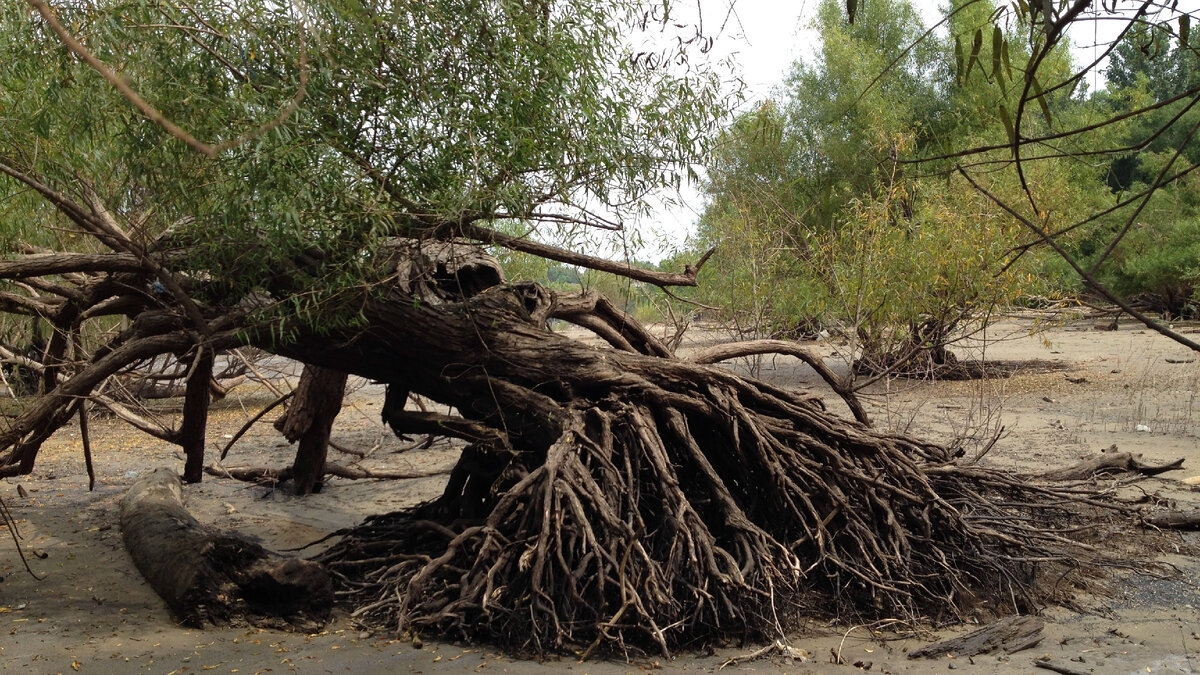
[1037,446,1184,481]
[274,365,348,495]
[687,338,869,425]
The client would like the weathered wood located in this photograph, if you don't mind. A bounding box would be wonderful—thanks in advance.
[1144,509,1200,529]
[275,365,347,495]
[1037,446,1184,481]
[205,462,450,484]
[907,616,1045,659]
[119,468,331,631]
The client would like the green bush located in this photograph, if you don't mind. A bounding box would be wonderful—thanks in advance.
[1100,218,1200,318]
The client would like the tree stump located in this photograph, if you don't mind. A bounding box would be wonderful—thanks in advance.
[119,468,332,631]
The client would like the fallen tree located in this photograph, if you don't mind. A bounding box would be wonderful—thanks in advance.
[0,0,1184,660]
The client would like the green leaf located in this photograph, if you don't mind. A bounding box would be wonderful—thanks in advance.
[1030,77,1053,128]
[1002,39,1013,82]
[966,28,983,79]
[999,103,1016,147]
[991,26,1003,81]
[954,36,964,84]
[1181,15,1191,48]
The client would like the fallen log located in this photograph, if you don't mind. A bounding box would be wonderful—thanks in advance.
[119,468,331,631]
[204,461,451,487]
[1036,446,1184,481]
[1144,509,1200,530]
[907,615,1044,659]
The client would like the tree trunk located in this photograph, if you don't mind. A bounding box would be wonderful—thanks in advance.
[180,348,215,483]
[119,468,332,631]
[275,364,348,495]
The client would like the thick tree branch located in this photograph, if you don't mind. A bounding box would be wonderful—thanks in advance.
[0,252,147,278]
[551,291,674,358]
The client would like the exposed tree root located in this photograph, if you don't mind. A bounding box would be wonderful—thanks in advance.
[317,353,1140,657]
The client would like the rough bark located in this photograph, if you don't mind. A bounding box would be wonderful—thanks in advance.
[119,468,332,631]
[180,348,215,484]
[256,283,1133,655]
[0,231,1158,656]
[274,364,348,495]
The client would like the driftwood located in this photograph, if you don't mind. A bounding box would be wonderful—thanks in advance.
[205,462,451,486]
[1144,509,1200,530]
[1037,446,1184,481]
[119,468,332,631]
[907,615,1045,659]
[1034,659,1090,675]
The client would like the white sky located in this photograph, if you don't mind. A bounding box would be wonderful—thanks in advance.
[630,0,1125,261]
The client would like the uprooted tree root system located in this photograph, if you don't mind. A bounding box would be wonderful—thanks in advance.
[317,360,1140,658]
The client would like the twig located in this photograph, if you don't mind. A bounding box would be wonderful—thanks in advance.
[1033,659,1089,675]
[0,494,44,580]
[219,390,294,460]
[76,400,95,491]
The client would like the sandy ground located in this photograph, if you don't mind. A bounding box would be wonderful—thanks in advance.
[4,314,1200,674]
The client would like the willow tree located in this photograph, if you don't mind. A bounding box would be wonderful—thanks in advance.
[0,0,1150,656]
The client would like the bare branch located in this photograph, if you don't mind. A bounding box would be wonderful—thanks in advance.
[0,253,148,279]
[464,223,715,288]
[687,339,870,425]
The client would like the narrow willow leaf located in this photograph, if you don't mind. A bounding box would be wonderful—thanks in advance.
[991,26,1003,81]
[955,36,964,84]
[1002,38,1013,81]
[966,28,983,79]
[1030,77,1053,128]
[999,103,1016,147]
[1181,15,1191,48]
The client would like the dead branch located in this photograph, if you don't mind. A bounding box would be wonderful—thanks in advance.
[120,468,331,630]
[1143,510,1200,530]
[220,391,294,460]
[464,223,714,288]
[687,339,870,425]
[552,291,673,357]
[1036,446,1184,481]
[204,462,452,485]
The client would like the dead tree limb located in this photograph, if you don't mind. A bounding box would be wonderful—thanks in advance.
[205,462,451,485]
[687,339,870,425]
[1036,447,1184,481]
